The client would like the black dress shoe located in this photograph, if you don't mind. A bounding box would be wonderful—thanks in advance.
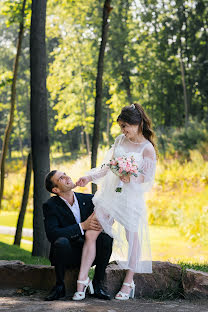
[44,285,66,301]
[92,280,111,300]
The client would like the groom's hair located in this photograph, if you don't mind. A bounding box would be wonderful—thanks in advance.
[45,170,57,193]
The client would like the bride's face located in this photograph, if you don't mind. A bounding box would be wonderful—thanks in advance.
[118,120,140,139]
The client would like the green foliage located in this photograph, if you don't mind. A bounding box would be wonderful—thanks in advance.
[3,149,208,248]
[0,70,13,88]
[0,1,31,156]
[0,0,31,28]
[2,162,33,211]
[0,0,208,261]
[157,119,208,159]
[147,154,208,245]
[1,0,208,154]
[47,0,102,147]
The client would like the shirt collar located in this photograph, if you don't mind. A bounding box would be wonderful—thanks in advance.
[59,192,78,208]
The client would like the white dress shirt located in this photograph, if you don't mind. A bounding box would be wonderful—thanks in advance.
[59,193,84,235]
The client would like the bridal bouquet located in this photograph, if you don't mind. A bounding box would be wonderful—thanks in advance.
[108,156,139,192]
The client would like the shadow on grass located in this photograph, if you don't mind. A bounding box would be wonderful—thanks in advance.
[0,242,50,265]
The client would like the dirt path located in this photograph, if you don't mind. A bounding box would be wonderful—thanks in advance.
[0,289,208,312]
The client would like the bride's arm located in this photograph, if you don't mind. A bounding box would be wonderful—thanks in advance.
[76,134,124,186]
[76,165,109,187]
[76,136,122,186]
[131,144,156,189]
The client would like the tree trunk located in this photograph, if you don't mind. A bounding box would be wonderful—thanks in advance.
[118,0,132,104]
[179,50,189,128]
[91,0,112,194]
[120,54,132,104]
[0,0,26,210]
[80,129,85,151]
[16,102,24,162]
[85,132,90,155]
[30,0,50,257]
[82,95,90,155]
[106,105,110,146]
[14,152,32,246]
[8,144,12,161]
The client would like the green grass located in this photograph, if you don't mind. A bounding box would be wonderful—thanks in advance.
[0,234,32,249]
[1,212,208,266]
[0,211,33,228]
[0,240,50,265]
[1,225,208,271]
[178,261,208,273]
[3,151,208,245]
[0,234,93,278]
[149,225,208,272]
[1,150,208,271]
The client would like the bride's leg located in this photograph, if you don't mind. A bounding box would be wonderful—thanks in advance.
[116,231,138,296]
[118,270,134,294]
[77,229,102,292]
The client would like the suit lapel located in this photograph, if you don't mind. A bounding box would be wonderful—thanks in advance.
[55,196,77,223]
[74,192,86,222]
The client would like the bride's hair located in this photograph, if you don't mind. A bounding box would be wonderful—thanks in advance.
[117,103,157,150]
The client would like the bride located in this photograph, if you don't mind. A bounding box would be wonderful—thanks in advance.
[73,103,157,300]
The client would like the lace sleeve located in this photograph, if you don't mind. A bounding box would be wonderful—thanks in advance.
[85,135,122,184]
[131,144,156,192]
[86,148,113,184]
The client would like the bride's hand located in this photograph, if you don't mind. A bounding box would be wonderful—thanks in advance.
[120,175,130,183]
[76,176,92,187]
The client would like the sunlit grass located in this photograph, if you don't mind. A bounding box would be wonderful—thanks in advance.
[147,151,208,245]
[0,234,32,252]
[0,238,49,265]
[149,225,208,265]
[0,211,33,228]
[2,162,33,212]
[1,217,207,267]
[1,150,208,268]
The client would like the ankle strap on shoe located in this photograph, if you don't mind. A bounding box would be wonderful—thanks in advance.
[77,277,89,285]
[123,281,134,287]
[123,282,131,287]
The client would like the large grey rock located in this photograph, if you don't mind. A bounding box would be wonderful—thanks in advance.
[104,261,183,299]
[0,260,78,295]
[182,269,208,299]
[3,260,208,299]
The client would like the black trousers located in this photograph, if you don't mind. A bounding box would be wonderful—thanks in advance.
[50,232,113,286]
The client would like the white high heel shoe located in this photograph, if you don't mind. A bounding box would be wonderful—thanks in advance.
[115,281,135,300]
[72,277,94,301]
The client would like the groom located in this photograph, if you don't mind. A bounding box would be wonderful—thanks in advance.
[43,170,113,301]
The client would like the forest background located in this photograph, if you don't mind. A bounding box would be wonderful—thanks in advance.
[0,0,208,267]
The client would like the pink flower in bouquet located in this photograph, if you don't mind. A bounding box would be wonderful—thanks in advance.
[111,160,117,166]
[125,166,131,172]
[118,159,124,166]
[107,156,140,192]
[118,167,123,174]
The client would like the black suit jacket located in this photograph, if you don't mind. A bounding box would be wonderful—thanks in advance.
[43,192,94,249]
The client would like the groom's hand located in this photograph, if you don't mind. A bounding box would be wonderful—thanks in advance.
[81,212,102,231]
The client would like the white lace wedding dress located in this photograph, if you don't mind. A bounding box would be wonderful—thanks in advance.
[87,134,156,273]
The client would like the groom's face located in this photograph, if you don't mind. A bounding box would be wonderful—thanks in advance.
[51,171,75,194]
